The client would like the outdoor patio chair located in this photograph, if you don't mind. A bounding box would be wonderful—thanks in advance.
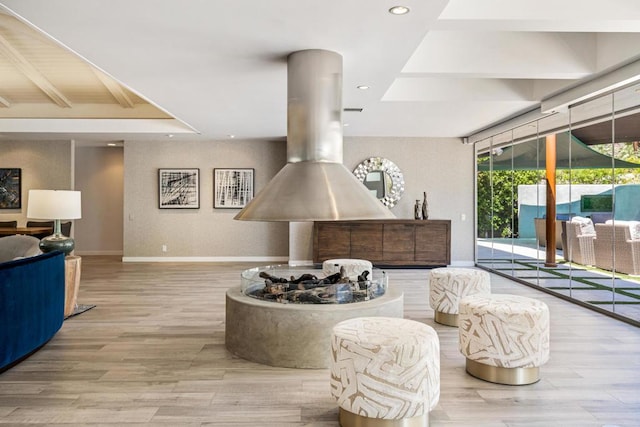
[593,222,640,275]
[534,218,564,250]
[565,219,596,266]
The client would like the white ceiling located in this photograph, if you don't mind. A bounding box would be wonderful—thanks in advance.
[1,0,640,143]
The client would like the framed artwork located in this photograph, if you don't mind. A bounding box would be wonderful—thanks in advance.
[0,168,21,209]
[158,168,200,209]
[214,168,254,209]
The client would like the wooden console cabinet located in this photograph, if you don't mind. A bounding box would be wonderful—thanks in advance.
[313,219,451,267]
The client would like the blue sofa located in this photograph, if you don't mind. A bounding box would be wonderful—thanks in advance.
[0,251,65,371]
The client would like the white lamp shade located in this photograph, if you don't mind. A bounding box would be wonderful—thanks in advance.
[27,190,82,220]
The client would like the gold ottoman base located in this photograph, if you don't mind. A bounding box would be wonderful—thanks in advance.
[466,358,540,385]
[339,408,429,427]
[434,311,458,327]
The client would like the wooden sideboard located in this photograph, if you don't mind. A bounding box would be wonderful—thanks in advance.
[313,219,451,267]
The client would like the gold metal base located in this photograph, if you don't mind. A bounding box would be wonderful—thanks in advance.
[466,358,540,385]
[434,311,458,327]
[339,408,428,427]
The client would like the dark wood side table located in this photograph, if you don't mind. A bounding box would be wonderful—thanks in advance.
[0,227,52,236]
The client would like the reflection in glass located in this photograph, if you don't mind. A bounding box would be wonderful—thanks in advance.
[364,171,388,199]
[353,157,405,207]
[475,84,640,325]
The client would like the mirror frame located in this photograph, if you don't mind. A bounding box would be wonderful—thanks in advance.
[353,157,405,208]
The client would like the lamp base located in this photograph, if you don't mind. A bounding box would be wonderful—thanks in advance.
[40,234,75,256]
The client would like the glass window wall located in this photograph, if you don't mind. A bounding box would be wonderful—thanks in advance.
[476,83,640,325]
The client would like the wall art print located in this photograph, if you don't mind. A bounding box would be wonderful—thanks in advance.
[0,168,21,209]
[214,168,254,209]
[158,168,200,209]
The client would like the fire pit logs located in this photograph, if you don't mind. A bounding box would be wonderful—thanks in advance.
[244,266,385,304]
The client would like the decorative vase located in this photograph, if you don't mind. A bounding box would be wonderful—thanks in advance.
[422,192,429,220]
[414,200,422,220]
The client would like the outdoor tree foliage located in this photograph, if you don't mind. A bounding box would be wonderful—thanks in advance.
[477,169,539,238]
[477,142,640,238]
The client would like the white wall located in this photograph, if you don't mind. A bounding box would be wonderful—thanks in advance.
[122,139,290,261]
[2,137,476,264]
[345,137,475,264]
[0,140,73,225]
[74,146,124,255]
[289,137,476,265]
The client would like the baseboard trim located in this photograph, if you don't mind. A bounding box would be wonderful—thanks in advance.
[121,256,289,263]
[450,260,475,267]
[75,250,123,256]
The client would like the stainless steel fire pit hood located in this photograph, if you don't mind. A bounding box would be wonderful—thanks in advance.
[234,49,395,222]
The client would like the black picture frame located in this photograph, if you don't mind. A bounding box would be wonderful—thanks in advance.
[158,168,200,209]
[0,168,21,209]
[214,168,255,209]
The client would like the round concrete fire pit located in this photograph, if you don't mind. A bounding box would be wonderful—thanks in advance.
[225,286,404,369]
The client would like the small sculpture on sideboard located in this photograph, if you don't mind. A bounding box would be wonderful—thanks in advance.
[422,191,429,220]
[414,200,422,220]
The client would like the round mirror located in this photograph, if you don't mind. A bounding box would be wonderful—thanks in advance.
[353,157,404,208]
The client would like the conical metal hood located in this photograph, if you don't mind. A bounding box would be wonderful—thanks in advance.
[235,49,394,222]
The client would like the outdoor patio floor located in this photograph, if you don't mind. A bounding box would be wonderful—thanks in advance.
[477,238,640,323]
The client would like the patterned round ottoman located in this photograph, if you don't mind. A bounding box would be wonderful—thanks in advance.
[429,267,491,327]
[330,317,440,427]
[458,294,550,385]
[323,258,373,280]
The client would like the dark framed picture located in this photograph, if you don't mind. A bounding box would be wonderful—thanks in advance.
[158,168,200,209]
[214,168,254,209]
[0,168,21,209]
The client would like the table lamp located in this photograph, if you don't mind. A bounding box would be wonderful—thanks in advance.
[27,189,82,255]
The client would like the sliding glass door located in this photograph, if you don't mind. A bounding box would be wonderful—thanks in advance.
[476,82,640,325]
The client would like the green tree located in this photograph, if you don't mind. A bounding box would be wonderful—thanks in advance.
[476,141,639,238]
[477,169,539,238]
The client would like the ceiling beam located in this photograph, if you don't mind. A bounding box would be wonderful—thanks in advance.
[0,33,73,108]
[541,59,640,113]
[93,69,134,108]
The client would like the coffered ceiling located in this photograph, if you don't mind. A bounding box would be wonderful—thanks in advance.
[0,0,639,143]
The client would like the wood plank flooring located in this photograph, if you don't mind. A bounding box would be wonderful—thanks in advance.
[1,256,639,426]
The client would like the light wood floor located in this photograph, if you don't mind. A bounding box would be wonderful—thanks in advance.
[1,256,639,426]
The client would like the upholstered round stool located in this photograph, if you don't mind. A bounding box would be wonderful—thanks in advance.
[458,294,550,385]
[428,267,491,327]
[323,258,373,280]
[330,317,440,427]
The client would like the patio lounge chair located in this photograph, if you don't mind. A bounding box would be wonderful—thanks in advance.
[593,222,640,275]
[565,218,596,266]
[534,218,564,250]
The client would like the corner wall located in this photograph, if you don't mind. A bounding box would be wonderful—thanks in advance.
[74,146,124,255]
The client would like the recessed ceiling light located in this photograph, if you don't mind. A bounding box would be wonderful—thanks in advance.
[228,134,236,138]
[389,5,410,15]
[166,134,174,138]
[107,143,117,147]
[357,85,370,90]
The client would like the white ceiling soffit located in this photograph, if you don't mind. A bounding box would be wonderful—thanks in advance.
[0,5,197,136]
[0,0,639,141]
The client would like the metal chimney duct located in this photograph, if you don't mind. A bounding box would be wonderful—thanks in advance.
[234,49,395,222]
